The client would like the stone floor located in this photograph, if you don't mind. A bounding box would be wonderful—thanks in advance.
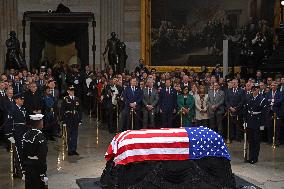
[0,116,284,189]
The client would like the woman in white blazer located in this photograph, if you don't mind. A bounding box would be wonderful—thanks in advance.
[194,85,209,127]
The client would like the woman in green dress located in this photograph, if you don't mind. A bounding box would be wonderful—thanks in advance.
[177,86,195,126]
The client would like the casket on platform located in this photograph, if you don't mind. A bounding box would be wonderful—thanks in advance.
[99,127,236,189]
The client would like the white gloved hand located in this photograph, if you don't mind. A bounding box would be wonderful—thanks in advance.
[22,174,25,181]
[62,124,66,127]
[79,122,82,126]
[260,126,265,131]
[8,137,15,144]
[41,177,48,185]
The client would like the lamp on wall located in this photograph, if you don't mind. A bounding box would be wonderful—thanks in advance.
[281,1,284,6]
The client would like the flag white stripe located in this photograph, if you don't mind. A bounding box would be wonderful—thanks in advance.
[118,137,189,149]
[118,129,186,142]
[115,148,189,163]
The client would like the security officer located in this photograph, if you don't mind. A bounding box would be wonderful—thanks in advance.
[60,86,82,156]
[22,114,48,189]
[5,93,28,178]
[244,83,266,164]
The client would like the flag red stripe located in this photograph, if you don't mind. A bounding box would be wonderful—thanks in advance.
[121,132,188,139]
[117,154,190,165]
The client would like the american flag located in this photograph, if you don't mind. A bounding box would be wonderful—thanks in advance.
[105,127,230,165]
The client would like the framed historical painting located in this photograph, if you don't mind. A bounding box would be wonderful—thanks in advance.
[141,0,277,71]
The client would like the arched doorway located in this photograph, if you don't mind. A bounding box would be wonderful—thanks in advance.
[22,8,95,70]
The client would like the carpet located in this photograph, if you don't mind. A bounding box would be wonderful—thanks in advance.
[76,176,262,189]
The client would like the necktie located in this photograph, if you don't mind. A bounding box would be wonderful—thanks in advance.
[167,88,170,95]
[149,88,152,96]
[17,83,19,92]
[214,91,216,97]
[51,89,54,97]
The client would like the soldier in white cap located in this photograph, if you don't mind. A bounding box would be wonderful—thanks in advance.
[22,114,48,189]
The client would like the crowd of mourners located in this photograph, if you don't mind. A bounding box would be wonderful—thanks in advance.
[0,64,284,152]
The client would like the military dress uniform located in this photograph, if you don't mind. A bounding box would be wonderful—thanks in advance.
[22,117,48,189]
[42,92,57,140]
[245,92,266,164]
[5,94,28,177]
[60,93,82,155]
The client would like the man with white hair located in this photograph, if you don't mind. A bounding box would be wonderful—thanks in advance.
[142,78,159,128]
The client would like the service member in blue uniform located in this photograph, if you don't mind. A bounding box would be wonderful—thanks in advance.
[5,93,28,178]
[244,84,266,164]
[42,87,57,141]
[22,114,48,189]
[60,86,82,156]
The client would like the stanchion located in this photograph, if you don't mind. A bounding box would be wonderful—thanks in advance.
[243,122,248,162]
[116,104,119,133]
[180,108,183,127]
[272,113,277,149]
[226,111,231,144]
[62,124,68,150]
[89,96,92,118]
[10,143,14,174]
[96,101,99,126]
[131,108,134,130]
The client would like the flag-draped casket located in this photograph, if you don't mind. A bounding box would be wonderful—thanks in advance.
[100,127,236,189]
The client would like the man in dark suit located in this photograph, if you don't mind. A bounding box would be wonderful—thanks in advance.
[225,79,245,141]
[265,81,282,145]
[24,82,43,116]
[123,77,142,130]
[159,79,177,128]
[1,88,14,121]
[12,75,23,95]
[142,78,159,128]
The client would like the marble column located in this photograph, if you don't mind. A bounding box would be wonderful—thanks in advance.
[100,0,124,70]
[223,40,229,78]
[0,0,18,72]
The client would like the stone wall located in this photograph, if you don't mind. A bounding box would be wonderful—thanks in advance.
[100,0,141,71]
[0,0,141,73]
[0,0,18,73]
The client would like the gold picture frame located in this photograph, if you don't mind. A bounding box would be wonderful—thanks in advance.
[140,0,241,72]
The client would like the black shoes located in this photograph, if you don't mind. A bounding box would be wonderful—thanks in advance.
[68,151,80,156]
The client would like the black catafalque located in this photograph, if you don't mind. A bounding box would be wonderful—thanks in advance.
[98,127,236,189]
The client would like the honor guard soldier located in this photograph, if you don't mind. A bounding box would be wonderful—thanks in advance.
[5,93,28,178]
[60,85,82,156]
[244,83,266,164]
[22,114,48,189]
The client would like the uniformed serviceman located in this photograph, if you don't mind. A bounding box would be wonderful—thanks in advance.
[244,83,266,164]
[22,114,48,189]
[60,86,82,156]
[5,93,28,178]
